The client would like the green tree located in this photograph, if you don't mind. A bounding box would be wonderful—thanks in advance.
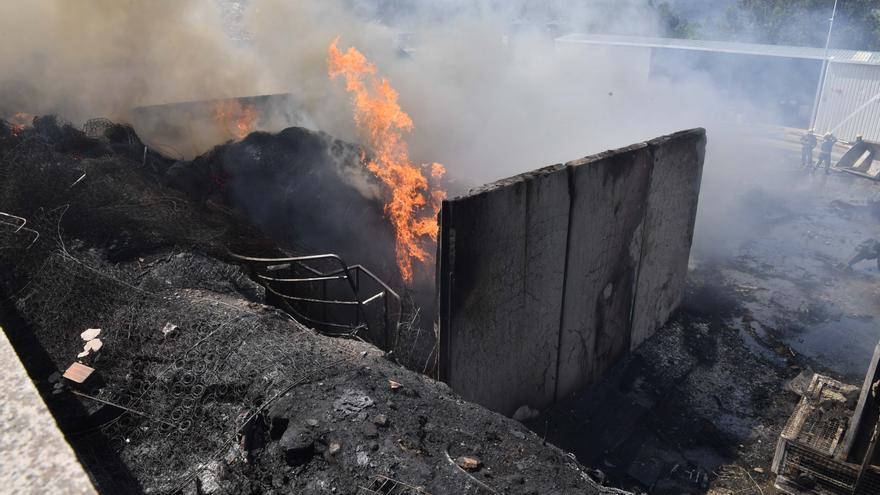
[727,0,880,50]
[656,1,700,39]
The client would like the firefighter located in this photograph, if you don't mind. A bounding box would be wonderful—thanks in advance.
[816,132,837,172]
[846,239,880,271]
[801,129,817,167]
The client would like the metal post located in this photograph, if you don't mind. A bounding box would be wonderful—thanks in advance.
[322,279,328,326]
[353,268,361,334]
[854,415,880,493]
[383,293,390,350]
[809,0,839,130]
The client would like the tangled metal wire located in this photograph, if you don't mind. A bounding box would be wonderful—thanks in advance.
[0,118,362,493]
[9,237,360,493]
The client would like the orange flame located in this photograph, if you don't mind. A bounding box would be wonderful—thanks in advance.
[213,100,258,140]
[8,112,34,137]
[328,39,446,282]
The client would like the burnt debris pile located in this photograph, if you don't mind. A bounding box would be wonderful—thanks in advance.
[166,127,399,282]
[0,117,615,494]
[0,114,273,261]
[160,125,433,370]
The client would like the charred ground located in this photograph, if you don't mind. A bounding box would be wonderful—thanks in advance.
[0,117,615,494]
[527,128,880,494]
[5,118,875,495]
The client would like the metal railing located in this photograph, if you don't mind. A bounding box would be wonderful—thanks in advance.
[231,253,401,351]
[358,474,429,494]
[0,211,40,248]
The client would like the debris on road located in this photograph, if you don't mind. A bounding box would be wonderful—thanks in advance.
[161,323,178,336]
[333,389,374,415]
[455,456,482,471]
[62,362,94,384]
[76,338,103,358]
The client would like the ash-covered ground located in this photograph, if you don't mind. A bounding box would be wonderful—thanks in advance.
[0,117,617,494]
[527,127,880,494]
[6,115,876,495]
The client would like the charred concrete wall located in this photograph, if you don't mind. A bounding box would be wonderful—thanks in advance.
[436,129,706,416]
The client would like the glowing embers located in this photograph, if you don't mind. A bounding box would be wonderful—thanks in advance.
[328,39,446,283]
[213,99,258,141]
[7,112,34,136]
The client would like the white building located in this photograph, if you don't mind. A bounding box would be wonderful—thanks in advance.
[556,33,880,141]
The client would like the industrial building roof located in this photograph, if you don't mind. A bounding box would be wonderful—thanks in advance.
[556,33,880,66]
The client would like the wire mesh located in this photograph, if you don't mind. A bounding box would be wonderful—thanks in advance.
[8,245,361,493]
[0,119,363,493]
[82,118,116,139]
[775,374,880,495]
[358,474,431,494]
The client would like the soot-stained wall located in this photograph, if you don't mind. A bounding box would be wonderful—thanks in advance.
[436,129,706,416]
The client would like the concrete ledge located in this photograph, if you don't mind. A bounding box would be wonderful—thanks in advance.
[0,327,96,495]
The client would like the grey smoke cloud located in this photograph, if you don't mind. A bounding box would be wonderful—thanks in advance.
[0,1,760,176]
[0,1,277,123]
[241,0,762,186]
[0,0,777,253]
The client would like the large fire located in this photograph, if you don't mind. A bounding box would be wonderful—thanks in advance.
[328,39,446,283]
[213,100,258,141]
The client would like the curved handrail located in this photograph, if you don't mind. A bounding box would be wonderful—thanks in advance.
[0,211,40,248]
[230,252,402,350]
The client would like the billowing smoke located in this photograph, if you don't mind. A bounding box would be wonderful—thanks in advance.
[0,1,276,122]
[0,1,757,172]
[238,0,762,186]
[0,0,818,260]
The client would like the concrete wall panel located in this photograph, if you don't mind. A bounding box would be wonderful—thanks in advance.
[438,166,570,415]
[630,131,706,349]
[556,145,652,401]
[438,130,705,415]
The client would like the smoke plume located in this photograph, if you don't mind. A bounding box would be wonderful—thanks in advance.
[0,0,804,261]
[0,1,267,122]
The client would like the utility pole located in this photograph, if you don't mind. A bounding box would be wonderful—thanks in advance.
[809,0,839,130]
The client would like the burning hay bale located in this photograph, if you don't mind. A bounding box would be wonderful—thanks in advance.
[165,126,401,283]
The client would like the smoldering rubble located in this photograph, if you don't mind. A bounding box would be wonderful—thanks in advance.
[0,116,623,494]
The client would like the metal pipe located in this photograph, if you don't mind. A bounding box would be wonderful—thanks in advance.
[257,274,347,283]
[384,294,390,350]
[265,263,291,271]
[275,294,359,305]
[322,279,328,323]
[830,91,880,135]
[362,292,385,305]
[230,252,348,264]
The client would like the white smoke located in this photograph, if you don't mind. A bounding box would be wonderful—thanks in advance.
[0,0,785,252]
[237,0,767,187]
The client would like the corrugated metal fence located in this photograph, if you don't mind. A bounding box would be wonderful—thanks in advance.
[815,62,880,142]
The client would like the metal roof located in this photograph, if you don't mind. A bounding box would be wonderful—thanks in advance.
[555,33,880,66]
